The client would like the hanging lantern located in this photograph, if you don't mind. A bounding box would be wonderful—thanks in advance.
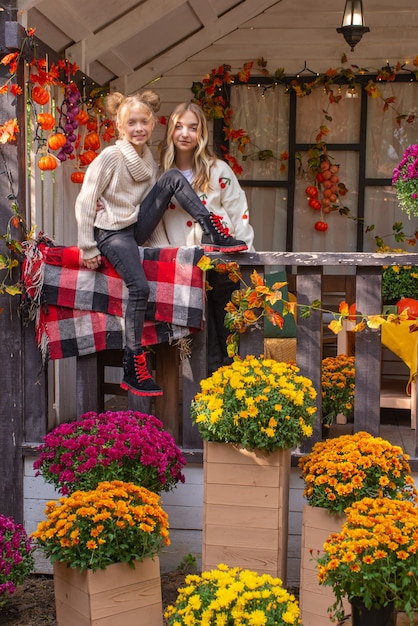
[336,0,370,51]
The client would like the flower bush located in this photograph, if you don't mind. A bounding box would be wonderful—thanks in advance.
[316,497,418,622]
[392,144,418,218]
[33,410,186,495]
[191,355,317,452]
[164,563,301,625]
[0,514,34,608]
[299,431,417,514]
[321,355,355,426]
[379,246,418,301]
[31,480,169,572]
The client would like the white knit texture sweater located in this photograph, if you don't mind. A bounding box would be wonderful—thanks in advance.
[75,139,157,259]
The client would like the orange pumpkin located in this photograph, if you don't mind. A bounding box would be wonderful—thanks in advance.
[38,154,57,171]
[32,86,50,105]
[76,110,89,125]
[78,150,97,166]
[37,113,55,131]
[70,171,85,184]
[48,133,67,151]
[396,298,418,319]
[84,131,100,151]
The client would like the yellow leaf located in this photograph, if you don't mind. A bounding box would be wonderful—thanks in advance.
[328,318,343,334]
[398,309,410,322]
[266,290,283,306]
[197,255,214,271]
[5,284,22,296]
[366,315,386,329]
[352,321,366,333]
[271,281,288,291]
[285,300,297,318]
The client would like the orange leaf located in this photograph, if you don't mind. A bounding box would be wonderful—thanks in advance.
[0,118,19,143]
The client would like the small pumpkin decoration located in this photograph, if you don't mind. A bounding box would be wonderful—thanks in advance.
[47,133,67,151]
[84,131,100,151]
[70,171,85,184]
[87,120,98,132]
[76,110,89,125]
[38,154,57,171]
[78,150,97,166]
[32,86,50,105]
[37,113,55,131]
[396,297,418,319]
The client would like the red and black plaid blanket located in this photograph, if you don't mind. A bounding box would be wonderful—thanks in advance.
[21,239,205,361]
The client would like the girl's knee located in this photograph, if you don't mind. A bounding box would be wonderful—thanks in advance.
[160,169,183,184]
[129,282,150,301]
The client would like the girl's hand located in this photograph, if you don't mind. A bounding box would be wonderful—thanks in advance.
[96,199,104,212]
[84,254,101,270]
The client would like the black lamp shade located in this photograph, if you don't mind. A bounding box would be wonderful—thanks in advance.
[337,0,370,51]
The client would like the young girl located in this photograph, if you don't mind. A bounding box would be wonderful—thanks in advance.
[149,101,255,372]
[75,91,247,397]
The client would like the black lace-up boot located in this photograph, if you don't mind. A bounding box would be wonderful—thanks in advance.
[198,213,248,253]
[120,348,163,396]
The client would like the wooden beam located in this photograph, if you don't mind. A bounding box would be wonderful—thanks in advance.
[110,0,282,92]
[188,0,218,27]
[20,0,92,41]
[65,0,187,69]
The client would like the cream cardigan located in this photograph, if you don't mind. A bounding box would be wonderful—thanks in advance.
[147,158,255,251]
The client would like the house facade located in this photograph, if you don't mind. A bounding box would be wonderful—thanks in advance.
[0,0,418,582]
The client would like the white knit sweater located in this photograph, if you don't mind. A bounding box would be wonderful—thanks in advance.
[75,139,157,260]
[147,158,255,251]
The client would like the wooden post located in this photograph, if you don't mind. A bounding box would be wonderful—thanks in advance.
[0,13,30,522]
[297,267,323,451]
[354,267,382,435]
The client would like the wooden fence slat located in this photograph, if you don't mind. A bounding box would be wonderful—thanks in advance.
[354,267,382,435]
[297,267,323,452]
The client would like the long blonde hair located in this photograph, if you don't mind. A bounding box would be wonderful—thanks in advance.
[160,102,214,194]
[105,90,161,138]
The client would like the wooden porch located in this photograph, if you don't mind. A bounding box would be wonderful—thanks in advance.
[75,250,418,467]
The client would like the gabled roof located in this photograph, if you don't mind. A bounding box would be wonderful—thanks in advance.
[16,0,418,91]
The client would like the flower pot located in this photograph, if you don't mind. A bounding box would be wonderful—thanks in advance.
[202,441,290,582]
[53,558,163,626]
[351,597,397,626]
[299,505,350,626]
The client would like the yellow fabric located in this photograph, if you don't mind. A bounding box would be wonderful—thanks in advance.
[381,321,418,382]
[264,338,297,363]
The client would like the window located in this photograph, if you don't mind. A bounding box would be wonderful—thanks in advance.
[217,78,418,253]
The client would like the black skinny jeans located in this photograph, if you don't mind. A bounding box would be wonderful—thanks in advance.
[95,170,209,352]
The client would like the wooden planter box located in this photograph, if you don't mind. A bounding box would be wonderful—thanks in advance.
[202,441,290,582]
[53,558,163,626]
[299,504,350,626]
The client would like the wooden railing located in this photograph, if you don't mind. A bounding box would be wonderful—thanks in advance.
[76,250,418,468]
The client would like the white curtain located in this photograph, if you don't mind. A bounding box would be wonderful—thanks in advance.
[229,81,418,253]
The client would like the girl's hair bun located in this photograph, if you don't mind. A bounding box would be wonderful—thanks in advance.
[139,89,161,114]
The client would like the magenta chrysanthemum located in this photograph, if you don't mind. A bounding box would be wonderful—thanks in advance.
[34,411,186,495]
[393,144,418,217]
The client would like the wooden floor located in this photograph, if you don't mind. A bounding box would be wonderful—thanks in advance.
[380,407,416,458]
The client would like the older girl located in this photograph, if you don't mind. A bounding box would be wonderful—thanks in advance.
[149,101,254,371]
